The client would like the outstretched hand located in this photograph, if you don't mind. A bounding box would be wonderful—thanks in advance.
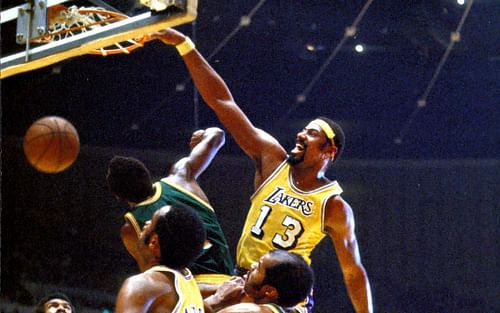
[216,276,245,299]
[148,28,186,46]
[206,276,246,310]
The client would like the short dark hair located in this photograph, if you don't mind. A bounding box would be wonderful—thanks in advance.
[154,205,206,270]
[34,293,74,313]
[107,156,153,203]
[262,250,314,307]
[316,116,345,163]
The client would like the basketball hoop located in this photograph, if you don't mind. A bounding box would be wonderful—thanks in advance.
[36,5,147,56]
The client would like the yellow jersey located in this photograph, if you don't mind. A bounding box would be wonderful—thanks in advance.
[146,265,204,313]
[236,160,343,269]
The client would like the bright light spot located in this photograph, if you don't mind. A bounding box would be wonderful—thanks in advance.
[355,44,364,53]
[296,94,306,103]
[176,83,185,92]
[451,31,461,42]
[345,26,356,37]
[457,0,465,5]
[240,15,251,26]
[306,43,316,52]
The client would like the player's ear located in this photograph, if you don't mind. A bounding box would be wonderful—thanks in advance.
[322,144,337,161]
[262,285,278,301]
[148,233,160,254]
[328,145,337,161]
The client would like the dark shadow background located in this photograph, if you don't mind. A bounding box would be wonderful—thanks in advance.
[1,0,500,312]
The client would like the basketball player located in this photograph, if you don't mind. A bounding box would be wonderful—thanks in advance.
[115,205,205,313]
[106,128,233,291]
[151,28,373,313]
[34,292,74,313]
[205,250,314,313]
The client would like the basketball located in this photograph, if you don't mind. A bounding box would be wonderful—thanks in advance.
[23,116,80,173]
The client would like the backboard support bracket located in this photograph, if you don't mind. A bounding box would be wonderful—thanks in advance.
[16,0,48,44]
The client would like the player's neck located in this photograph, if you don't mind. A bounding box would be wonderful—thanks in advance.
[246,293,274,306]
[241,293,255,303]
[143,258,161,271]
[130,186,157,207]
[290,164,329,190]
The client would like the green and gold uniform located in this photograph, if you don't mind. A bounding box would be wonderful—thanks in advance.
[262,304,287,313]
[125,177,233,283]
[237,160,343,269]
[145,265,204,313]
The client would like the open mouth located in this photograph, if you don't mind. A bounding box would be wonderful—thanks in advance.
[291,141,306,154]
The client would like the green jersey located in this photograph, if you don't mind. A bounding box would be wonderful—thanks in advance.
[124,177,233,279]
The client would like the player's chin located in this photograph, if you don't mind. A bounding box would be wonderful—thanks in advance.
[287,153,304,165]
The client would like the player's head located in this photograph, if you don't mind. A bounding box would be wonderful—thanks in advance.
[244,250,314,308]
[139,204,206,270]
[34,292,74,313]
[106,156,153,203]
[288,116,345,166]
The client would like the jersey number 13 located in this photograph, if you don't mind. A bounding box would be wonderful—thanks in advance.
[250,205,304,249]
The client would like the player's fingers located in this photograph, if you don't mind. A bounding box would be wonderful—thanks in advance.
[143,33,154,42]
[189,130,204,148]
[229,276,245,285]
[148,31,163,40]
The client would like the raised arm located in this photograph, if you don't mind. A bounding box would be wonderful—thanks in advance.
[169,127,225,180]
[151,29,286,169]
[165,127,225,202]
[324,196,373,313]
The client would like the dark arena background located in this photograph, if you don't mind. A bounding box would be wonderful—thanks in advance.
[1,1,499,312]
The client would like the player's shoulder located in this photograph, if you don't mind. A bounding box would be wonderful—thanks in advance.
[118,271,179,312]
[324,195,355,231]
[120,273,150,295]
[326,194,351,211]
[124,270,176,294]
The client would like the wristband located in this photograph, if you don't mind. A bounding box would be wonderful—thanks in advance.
[175,37,196,56]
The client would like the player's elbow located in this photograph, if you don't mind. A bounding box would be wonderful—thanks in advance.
[205,127,225,146]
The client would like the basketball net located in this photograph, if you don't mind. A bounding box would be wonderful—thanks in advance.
[36,5,147,56]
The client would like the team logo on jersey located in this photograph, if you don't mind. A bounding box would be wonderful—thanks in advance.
[264,186,313,216]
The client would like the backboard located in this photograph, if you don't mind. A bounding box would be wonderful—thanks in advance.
[1,0,197,79]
